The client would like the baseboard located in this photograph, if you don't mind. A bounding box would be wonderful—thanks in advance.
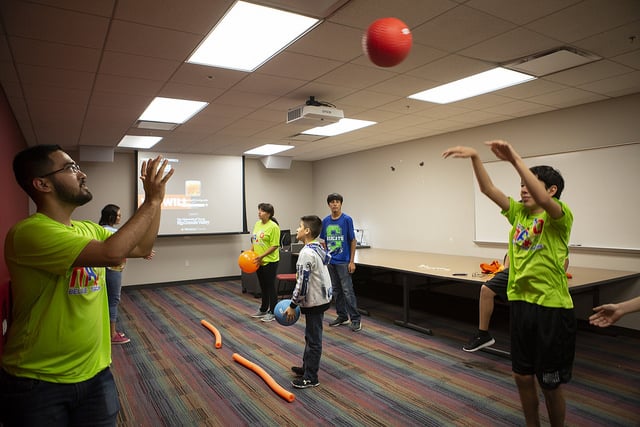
[122,276,241,290]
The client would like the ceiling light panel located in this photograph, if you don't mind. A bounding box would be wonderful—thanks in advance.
[187,1,321,72]
[135,121,179,131]
[117,135,163,149]
[408,68,536,104]
[139,97,209,124]
[302,118,377,136]
[244,144,295,156]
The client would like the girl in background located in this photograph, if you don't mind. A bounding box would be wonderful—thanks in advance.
[99,204,130,344]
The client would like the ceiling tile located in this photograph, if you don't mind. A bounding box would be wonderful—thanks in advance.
[1,0,109,48]
[99,51,180,81]
[114,0,229,34]
[0,0,637,159]
[9,38,101,72]
[410,4,516,52]
[466,0,583,25]
[526,0,640,43]
[105,21,203,61]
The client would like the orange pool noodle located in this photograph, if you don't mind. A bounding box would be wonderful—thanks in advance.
[200,319,222,348]
[232,353,295,403]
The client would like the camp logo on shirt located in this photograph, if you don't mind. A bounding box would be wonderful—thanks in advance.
[253,231,268,248]
[325,225,345,255]
[68,267,102,295]
[513,218,545,251]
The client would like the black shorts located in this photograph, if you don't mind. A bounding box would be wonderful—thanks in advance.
[485,269,509,302]
[510,300,576,389]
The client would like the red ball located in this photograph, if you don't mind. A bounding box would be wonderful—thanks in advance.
[238,250,259,273]
[363,17,412,67]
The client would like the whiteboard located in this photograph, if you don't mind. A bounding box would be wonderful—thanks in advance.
[474,143,640,251]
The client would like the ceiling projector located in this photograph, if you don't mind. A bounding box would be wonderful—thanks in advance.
[286,104,344,125]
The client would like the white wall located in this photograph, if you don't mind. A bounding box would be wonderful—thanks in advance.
[72,93,640,329]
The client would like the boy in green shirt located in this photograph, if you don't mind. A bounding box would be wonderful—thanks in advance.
[444,140,574,427]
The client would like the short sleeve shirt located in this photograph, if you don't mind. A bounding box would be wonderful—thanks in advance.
[251,220,280,264]
[320,213,356,264]
[2,213,112,382]
[503,198,574,308]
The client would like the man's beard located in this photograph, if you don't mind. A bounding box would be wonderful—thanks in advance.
[55,181,93,206]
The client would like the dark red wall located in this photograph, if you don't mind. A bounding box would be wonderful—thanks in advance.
[0,87,27,352]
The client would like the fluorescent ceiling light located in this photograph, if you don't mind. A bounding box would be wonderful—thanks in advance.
[244,144,294,156]
[187,1,320,72]
[135,120,179,131]
[408,68,536,104]
[139,97,208,124]
[302,118,377,137]
[117,135,163,149]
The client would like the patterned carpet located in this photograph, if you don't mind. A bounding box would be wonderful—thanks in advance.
[111,280,640,426]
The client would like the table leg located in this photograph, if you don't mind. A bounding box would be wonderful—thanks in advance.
[393,275,433,335]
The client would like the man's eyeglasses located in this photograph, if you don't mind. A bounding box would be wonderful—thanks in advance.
[40,163,82,178]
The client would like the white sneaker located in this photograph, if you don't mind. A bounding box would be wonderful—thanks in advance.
[261,313,275,322]
[251,311,267,318]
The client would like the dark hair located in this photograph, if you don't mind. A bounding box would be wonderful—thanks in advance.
[99,204,121,226]
[13,144,63,197]
[530,165,565,199]
[301,215,322,239]
[258,202,278,225]
[326,193,343,204]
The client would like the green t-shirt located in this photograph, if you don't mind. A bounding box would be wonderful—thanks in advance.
[504,197,574,308]
[2,213,112,383]
[251,220,280,265]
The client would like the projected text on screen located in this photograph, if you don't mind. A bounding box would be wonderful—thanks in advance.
[136,152,245,236]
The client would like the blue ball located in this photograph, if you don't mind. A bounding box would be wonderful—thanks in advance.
[274,299,300,326]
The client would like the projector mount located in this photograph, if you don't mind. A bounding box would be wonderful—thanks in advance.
[305,96,336,108]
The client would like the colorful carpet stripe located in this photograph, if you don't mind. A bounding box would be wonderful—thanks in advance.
[111,281,640,426]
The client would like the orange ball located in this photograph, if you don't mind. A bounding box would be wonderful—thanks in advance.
[362,17,412,67]
[238,250,259,273]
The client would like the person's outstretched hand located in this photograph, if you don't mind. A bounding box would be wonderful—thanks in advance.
[485,140,518,163]
[589,303,623,328]
[442,146,478,159]
[140,156,174,204]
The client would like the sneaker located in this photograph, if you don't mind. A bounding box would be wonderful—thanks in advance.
[462,334,495,352]
[291,378,319,389]
[350,322,362,332]
[117,331,126,337]
[261,313,275,322]
[251,311,268,318]
[329,317,350,327]
[291,366,304,377]
[111,334,131,345]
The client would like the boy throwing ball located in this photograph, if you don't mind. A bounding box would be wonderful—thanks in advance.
[443,140,574,427]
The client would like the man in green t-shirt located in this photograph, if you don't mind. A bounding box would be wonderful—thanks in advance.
[443,140,574,427]
[0,145,173,426]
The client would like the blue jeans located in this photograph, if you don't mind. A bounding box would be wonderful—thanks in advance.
[302,311,324,382]
[328,263,361,323]
[106,268,122,322]
[0,367,119,426]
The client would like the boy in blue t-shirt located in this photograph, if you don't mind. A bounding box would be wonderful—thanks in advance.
[320,193,362,331]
